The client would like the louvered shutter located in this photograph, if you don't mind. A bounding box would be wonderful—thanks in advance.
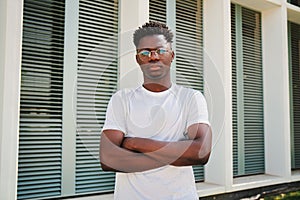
[289,22,300,169]
[176,0,203,91]
[149,0,167,24]
[231,4,239,176]
[150,0,204,182]
[18,0,65,199]
[176,0,204,181]
[232,4,265,177]
[76,0,119,194]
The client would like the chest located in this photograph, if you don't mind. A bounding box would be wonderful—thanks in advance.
[125,93,187,139]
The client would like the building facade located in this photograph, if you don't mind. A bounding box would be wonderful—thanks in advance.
[0,0,300,199]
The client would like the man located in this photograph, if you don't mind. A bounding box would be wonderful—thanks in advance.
[100,21,212,200]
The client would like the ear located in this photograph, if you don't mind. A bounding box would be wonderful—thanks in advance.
[171,51,175,62]
[136,54,142,65]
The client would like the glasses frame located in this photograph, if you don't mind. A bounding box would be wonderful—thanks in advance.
[136,48,171,61]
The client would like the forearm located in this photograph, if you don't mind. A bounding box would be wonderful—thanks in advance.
[100,134,167,172]
[122,137,210,166]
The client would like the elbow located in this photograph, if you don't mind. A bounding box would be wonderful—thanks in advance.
[196,146,211,165]
[99,155,109,171]
[192,152,210,165]
[99,151,115,172]
[100,162,108,171]
[100,161,115,171]
[100,154,118,172]
[199,152,211,165]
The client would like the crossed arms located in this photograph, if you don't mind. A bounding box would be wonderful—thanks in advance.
[100,123,212,173]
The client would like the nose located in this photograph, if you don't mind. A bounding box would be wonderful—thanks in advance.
[149,51,159,60]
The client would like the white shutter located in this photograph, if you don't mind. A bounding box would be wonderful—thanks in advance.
[289,22,300,169]
[232,4,265,177]
[76,0,119,194]
[18,0,65,199]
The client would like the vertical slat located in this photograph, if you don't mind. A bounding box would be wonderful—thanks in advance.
[75,0,119,194]
[18,0,65,199]
[61,0,79,195]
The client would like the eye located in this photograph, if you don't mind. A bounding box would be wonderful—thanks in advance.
[138,50,150,57]
[157,48,167,55]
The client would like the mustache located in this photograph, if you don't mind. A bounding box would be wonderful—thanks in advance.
[141,61,165,67]
[148,61,161,65]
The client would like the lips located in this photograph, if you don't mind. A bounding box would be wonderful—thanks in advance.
[148,63,162,71]
[149,66,161,71]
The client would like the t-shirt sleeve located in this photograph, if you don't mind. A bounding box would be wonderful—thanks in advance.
[102,91,127,135]
[186,91,210,128]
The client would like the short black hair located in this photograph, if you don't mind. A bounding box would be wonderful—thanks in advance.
[133,21,174,48]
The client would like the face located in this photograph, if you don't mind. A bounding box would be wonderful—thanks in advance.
[136,34,174,83]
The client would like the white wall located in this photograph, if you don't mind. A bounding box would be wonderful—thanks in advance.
[202,0,233,191]
[0,0,23,199]
[118,0,149,89]
[262,3,291,178]
[1,0,300,199]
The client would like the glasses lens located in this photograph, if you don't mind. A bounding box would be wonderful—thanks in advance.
[137,48,169,60]
[138,50,151,57]
[157,48,167,55]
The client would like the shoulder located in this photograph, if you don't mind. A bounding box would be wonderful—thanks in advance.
[109,86,143,105]
[112,86,140,98]
[172,85,208,109]
[172,84,204,98]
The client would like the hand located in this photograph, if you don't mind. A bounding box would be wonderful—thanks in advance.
[121,137,135,151]
[121,137,152,152]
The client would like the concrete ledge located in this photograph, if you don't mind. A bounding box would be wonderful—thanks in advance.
[201,181,300,200]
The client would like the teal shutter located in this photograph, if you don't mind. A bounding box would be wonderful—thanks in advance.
[76,0,119,194]
[18,0,65,199]
[232,4,265,177]
[150,0,204,182]
[289,22,300,169]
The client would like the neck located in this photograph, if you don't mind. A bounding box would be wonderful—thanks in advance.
[143,82,172,92]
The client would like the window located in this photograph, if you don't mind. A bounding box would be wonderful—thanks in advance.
[76,0,119,194]
[18,0,65,199]
[150,0,204,181]
[18,0,119,199]
[289,22,300,169]
[231,4,265,177]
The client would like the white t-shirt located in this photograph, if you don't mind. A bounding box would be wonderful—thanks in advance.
[102,84,210,200]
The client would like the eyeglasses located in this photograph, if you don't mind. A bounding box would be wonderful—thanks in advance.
[137,48,170,60]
